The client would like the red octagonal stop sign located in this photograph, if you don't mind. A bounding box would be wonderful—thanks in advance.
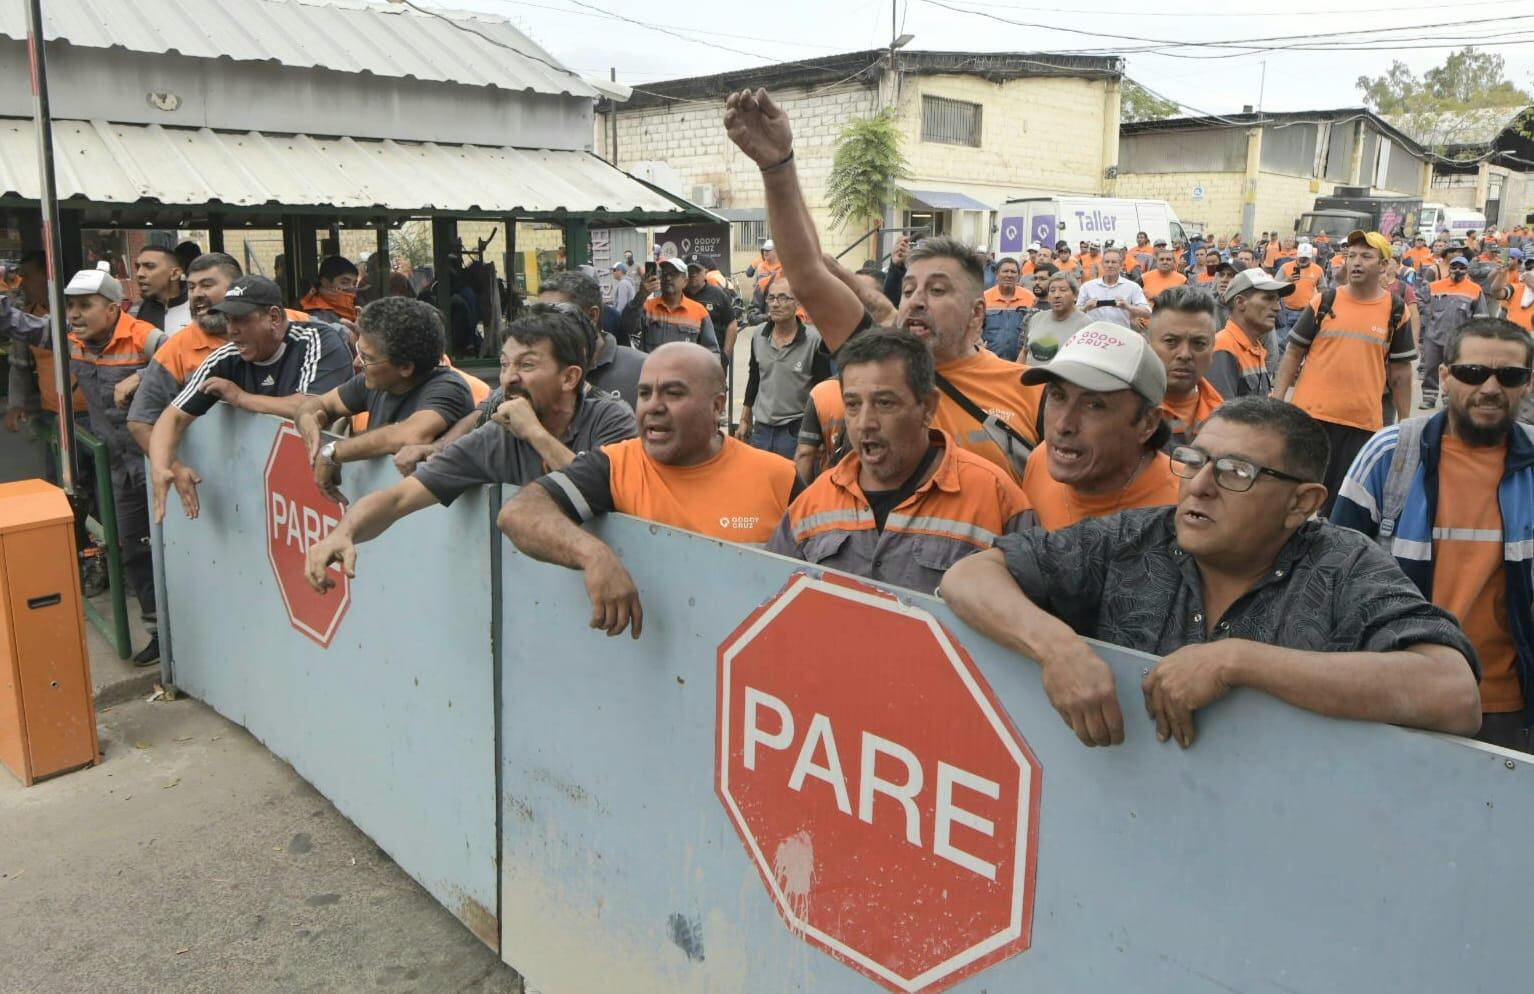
[263,422,349,647]
[717,573,1042,994]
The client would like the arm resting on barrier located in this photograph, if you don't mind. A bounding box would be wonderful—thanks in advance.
[725,89,868,352]
[1141,639,1481,749]
[148,408,201,522]
[497,485,643,639]
[940,549,1126,748]
[394,403,488,476]
[304,477,439,592]
[196,378,312,420]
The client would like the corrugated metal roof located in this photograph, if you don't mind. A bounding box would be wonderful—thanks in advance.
[1384,106,1530,150]
[0,118,706,219]
[0,0,595,98]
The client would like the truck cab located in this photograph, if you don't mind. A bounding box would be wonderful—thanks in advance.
[1296,209,1371,243]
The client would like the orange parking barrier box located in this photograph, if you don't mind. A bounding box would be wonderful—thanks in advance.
[0,480,100,786]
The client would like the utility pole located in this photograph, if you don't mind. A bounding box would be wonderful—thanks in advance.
[609,66,619,167]
[24,0,77,497]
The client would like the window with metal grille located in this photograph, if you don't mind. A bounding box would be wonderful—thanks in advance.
[921,96,982,147]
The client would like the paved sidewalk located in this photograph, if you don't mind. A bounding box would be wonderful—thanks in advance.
[0,695,523,994]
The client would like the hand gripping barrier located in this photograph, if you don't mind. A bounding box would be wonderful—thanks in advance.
[160,409,1534,993]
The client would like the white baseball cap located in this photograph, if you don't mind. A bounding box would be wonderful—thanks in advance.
[658,257,687,276]
[1021,321,1167,404]
[762,239,775,251]
[64,261,123,302]
[1296,244,1315,259]
[1027,241,1042,252]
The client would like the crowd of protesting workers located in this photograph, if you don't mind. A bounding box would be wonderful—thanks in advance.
[3,87,1532,756]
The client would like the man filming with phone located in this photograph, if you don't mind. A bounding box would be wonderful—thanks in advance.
[618,257,721,359]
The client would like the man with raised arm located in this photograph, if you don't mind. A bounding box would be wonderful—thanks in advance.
[724,88,1039,484]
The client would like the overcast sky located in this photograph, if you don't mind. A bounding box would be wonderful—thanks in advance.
[439,0,1534,116]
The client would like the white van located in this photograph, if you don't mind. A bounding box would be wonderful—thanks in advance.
[1418,203,1487,240]
[994,197,1187,256]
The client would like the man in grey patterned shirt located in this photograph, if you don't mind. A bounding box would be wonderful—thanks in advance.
[941,396,1481,749]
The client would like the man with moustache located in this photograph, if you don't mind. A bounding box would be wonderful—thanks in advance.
[127,254,310,452]
[1333,317,1534,753]
[768,329,1029,595]
[147,276,353,523]
[722,88,1039,484]
[1208,269,1291,398]
[940,395,1481,750]
[304,308,636,592]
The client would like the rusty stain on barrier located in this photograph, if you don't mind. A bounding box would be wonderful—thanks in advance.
[456,894,500,953]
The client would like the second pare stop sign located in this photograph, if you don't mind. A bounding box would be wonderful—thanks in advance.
[716,573,1042,994]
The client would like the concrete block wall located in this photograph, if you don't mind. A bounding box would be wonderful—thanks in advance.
[1111,170,1246,236]
[894,75,1112,195]
[604,85,880,257]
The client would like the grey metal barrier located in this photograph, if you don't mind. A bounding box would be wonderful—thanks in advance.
[158,407,1534,993]
[156,408,499,946]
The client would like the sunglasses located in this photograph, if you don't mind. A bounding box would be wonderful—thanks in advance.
[1447,364,1533,388]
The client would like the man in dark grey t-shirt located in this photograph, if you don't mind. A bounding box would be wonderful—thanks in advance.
[294,297,473,502]
[940,396,1480,750]
[302,309,637,592]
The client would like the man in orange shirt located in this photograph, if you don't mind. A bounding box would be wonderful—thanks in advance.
[1495,254,1534,332]
[981,257,1036,360]
[723,90,1041,485]
[1208,269,1291,398]
[4,250,88,438]
[499,342,798,637]
[1128,232,1156,274]
[768,329,1029,595]
[793,377,846,482]
[1333,317,1534,752]
[1148,287,1223,450]
[1018,322,1180,529]
[1271,230,1416,512]
[1403,234,1433,269]
[619,257,720,358]
[1422,256,1491,408]
[2,267,167,664]
[1141,247,1188,302]
[1274,243,1324,347]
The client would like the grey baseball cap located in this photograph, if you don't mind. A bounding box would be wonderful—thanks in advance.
[1223,269,1296,304]
[1020,321,1167,405]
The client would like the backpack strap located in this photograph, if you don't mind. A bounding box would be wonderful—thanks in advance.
[1315,287,1338,331]
[1378,417,1427,543]
[933,372,1034,475]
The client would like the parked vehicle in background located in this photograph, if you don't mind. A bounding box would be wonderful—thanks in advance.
[995,197,1187,255]
[1418,203,1487,240]
[1296,187,1421,241]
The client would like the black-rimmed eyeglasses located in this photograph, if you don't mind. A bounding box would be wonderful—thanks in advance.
[1169,445,1309,493]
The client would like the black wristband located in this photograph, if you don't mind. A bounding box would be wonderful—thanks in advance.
[760,150,795,174]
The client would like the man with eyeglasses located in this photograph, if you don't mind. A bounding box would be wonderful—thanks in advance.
[940,395,1481,750]
[1333,317,1534,753]
[735,274,831,459]
[303,309,637,592]
[293,297,475,503]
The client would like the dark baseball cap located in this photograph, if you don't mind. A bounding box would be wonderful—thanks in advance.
[211,275,284,316]
[684,254,705,271]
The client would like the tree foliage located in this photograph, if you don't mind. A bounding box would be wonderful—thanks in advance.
[1357,48,1532,159]
[1121,81,1180,123]
[826,110,910,231]
[1357,47,1530,114]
